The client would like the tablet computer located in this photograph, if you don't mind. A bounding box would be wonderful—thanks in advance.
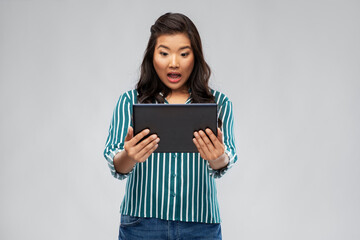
[133,103,217,153]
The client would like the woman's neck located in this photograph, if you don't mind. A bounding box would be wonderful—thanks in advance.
[166,89,190,104]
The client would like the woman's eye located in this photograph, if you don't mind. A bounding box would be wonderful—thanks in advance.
[160,52,168,56]
[181,52,190,57]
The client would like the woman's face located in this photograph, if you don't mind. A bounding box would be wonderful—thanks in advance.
[153,33,195,94]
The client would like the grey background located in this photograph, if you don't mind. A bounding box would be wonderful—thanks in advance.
[1,0,359,239]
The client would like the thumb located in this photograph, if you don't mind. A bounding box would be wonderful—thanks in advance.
[125,126,133,142]
[217,127,223,143]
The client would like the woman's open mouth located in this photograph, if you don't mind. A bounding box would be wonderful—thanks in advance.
[167,72,182,83]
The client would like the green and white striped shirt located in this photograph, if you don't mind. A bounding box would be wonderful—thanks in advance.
[104,89,237,223]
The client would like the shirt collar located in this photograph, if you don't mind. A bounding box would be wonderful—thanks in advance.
[158,88,192,97]
[158,88,192,104]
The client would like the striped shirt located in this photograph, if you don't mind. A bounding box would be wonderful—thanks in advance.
[104,89,237,223]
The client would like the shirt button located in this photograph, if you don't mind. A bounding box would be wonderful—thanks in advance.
[171,173,176,177]
[171,192,176,197]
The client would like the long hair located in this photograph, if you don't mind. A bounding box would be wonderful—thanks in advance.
[136,12,215,104]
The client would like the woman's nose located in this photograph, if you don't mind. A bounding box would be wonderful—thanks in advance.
[169,55,179,68]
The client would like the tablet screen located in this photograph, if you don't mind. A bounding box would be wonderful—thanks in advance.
[133,103,217,153]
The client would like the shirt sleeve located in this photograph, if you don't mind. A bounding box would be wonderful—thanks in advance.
[207,98,238,178]
[103,93,134,180]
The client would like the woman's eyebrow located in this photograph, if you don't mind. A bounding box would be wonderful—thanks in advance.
[157,45,170,50]
[179,46,191,50]
[157,45,192,50]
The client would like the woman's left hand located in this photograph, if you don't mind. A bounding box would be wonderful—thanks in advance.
[193,128,225,162]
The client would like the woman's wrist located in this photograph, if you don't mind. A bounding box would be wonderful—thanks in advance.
[208,153,229,170]
[114,150,137,174]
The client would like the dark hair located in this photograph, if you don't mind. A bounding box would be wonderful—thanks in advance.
[136,12,215,104]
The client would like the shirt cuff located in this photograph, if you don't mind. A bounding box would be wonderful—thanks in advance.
[104,149,135,180]
[207,150,236,178]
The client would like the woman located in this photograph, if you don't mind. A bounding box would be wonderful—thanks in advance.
[104,12,238,240]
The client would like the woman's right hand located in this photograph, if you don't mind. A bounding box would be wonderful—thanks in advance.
[123,126,160,163]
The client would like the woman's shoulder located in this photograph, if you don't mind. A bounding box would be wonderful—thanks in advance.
[210,88,231,105]
[118,89,138,104]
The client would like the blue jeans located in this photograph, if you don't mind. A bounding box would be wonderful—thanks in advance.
[119,215,222,240]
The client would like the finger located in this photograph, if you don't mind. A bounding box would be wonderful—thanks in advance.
[206,128,224,150]
[137,140,159,162]
[198,130,215,152]
[125,135,157,162]
[141,143,159,162]
[133,134,158,153]
[137,136,160,159]
[193,137,208,159]
[124,126,134,142]
[199,130,224,160]
[129,128,151,146]
[194,131,212,154]
[205,128,220,145]
[217,128,223,144]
